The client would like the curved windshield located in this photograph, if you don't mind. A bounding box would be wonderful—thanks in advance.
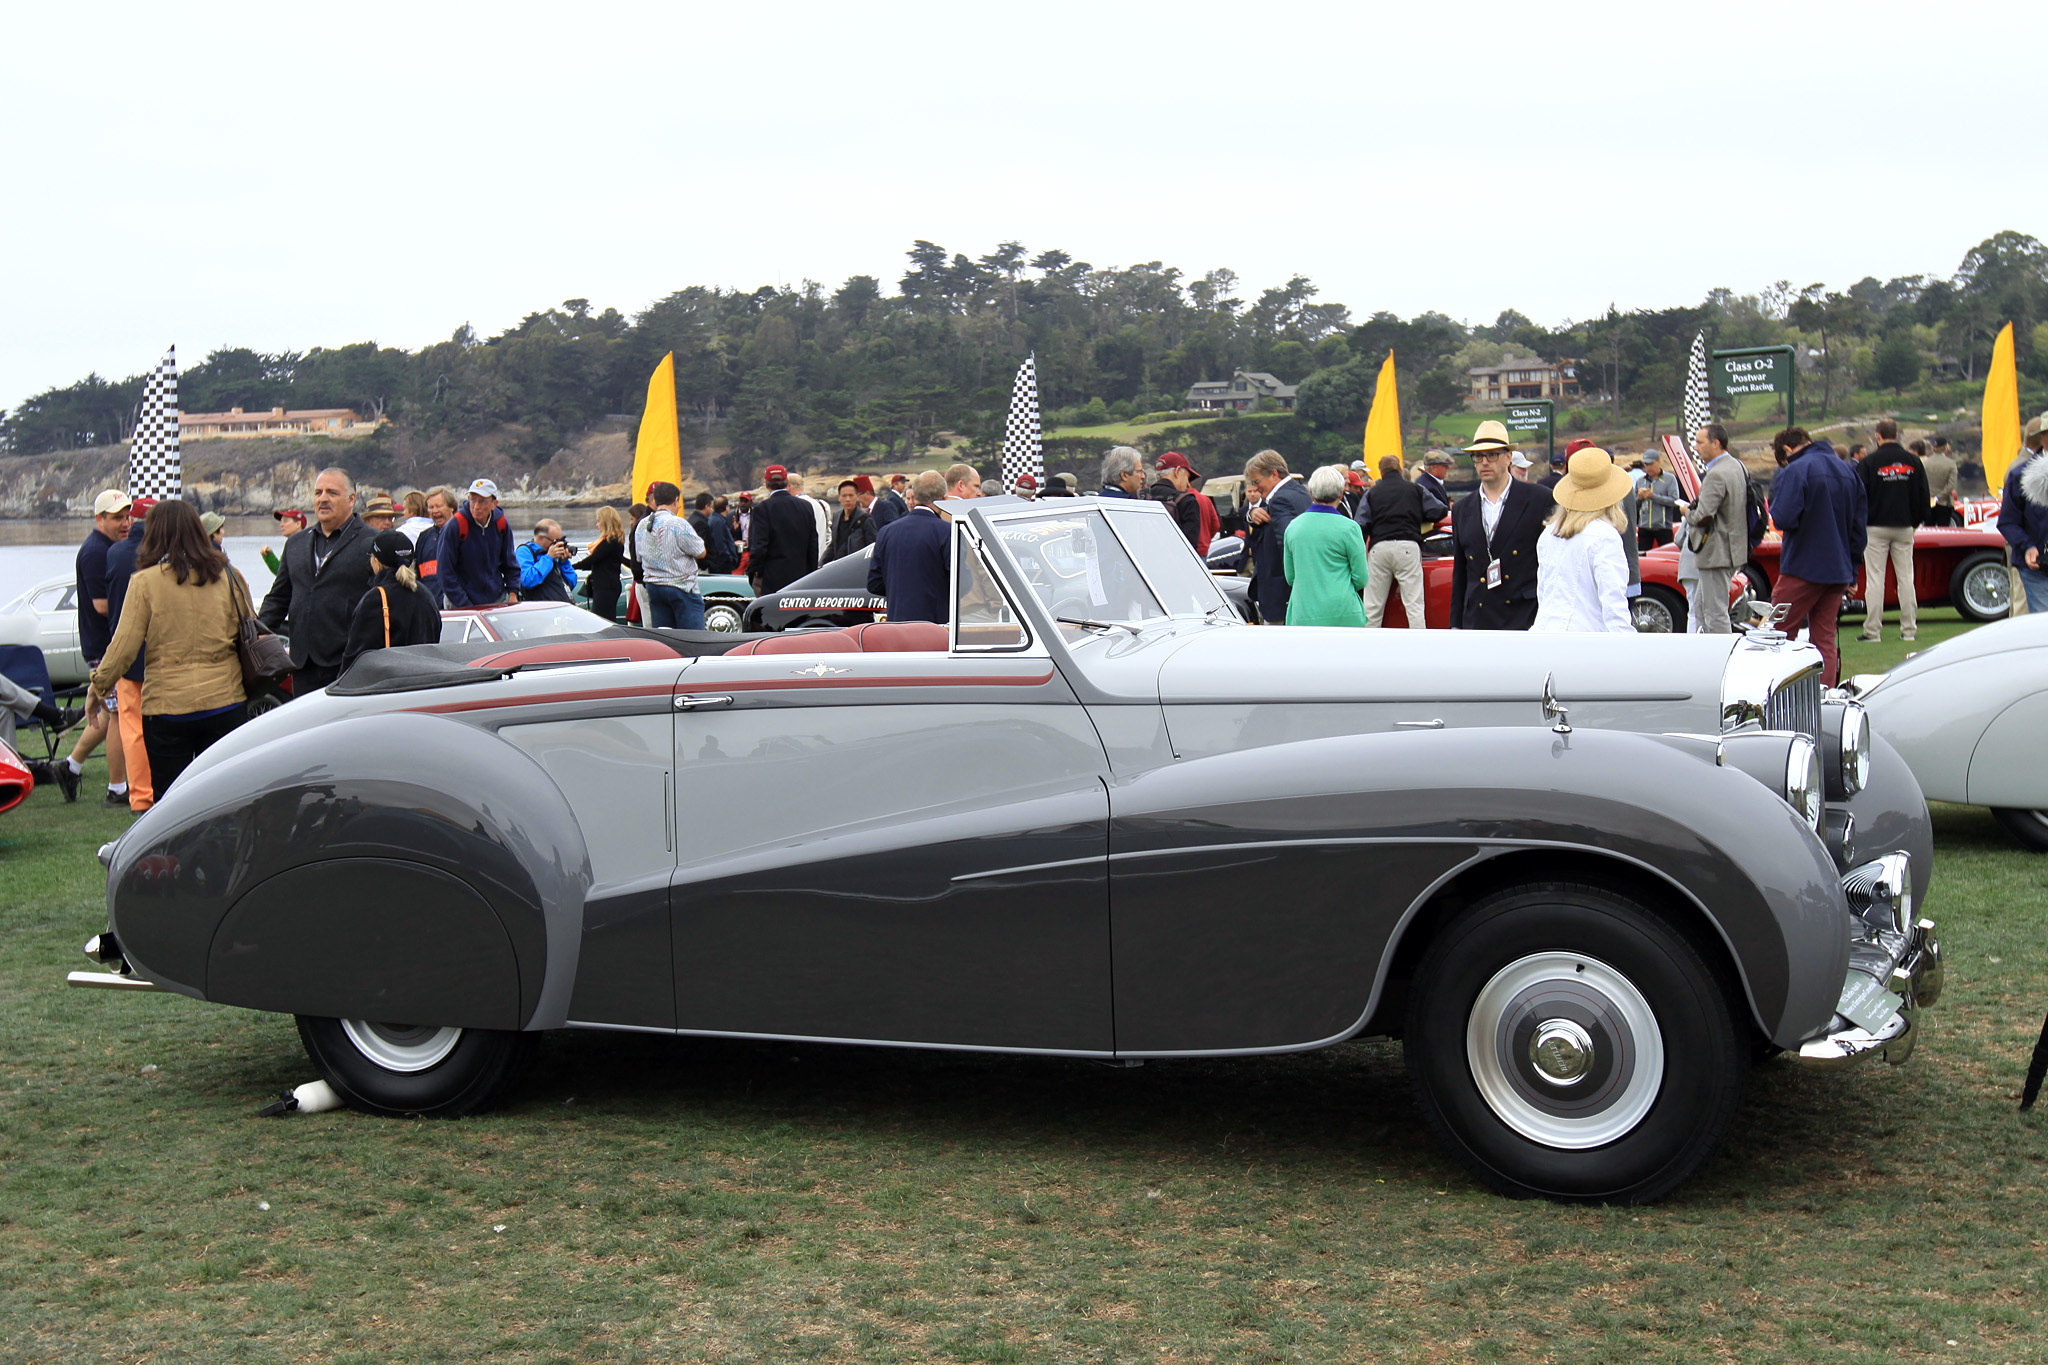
[993,510,1163,624]
[1100,509,1230,617]
[480,605,612,640]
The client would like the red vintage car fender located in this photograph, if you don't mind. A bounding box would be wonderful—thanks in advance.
[1747,524,2008,611]
[0,741,31,816]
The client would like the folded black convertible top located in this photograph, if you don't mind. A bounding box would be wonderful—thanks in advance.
[328,627,761,696]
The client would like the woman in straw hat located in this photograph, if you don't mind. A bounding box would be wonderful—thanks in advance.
[1532,446,1636,633]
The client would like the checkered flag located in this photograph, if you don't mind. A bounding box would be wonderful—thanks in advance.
[1000,353,1044,490]
[1680,331,1714,461]
[127,346,181,499]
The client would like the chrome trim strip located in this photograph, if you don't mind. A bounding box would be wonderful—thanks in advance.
[66,971,163,992]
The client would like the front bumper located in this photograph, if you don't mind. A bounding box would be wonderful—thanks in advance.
[1790,851,1943,1067]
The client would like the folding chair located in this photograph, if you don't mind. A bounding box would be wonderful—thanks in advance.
[0,644,65,763]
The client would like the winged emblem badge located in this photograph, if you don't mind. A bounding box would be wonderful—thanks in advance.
[791,663,850,677]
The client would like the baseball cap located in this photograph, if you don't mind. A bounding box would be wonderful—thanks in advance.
[1016,472,1038,490]
[370,530,416,567]
[93,490,132,516]
[1157,450,1201,478]
[763,464,787,483]
[128,496,159,518]
[467,478,499,499]
[1564,438,1597,458]
[1510,452,1533,469]
[273,508,307,523]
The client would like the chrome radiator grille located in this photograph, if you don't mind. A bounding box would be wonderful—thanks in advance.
[1765,667,1823,739]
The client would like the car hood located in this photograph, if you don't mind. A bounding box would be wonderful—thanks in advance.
[1155,624,1740,708]
[1863,612,2048,693]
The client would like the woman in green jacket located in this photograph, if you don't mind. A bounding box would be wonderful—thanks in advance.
[1283,465,1370,626]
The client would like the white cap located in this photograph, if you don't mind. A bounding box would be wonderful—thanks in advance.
[1510,452,1533,469]
[467,478,499,499]
[93,489,133,515]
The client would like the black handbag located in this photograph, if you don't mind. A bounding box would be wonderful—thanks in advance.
[229,572,292,692]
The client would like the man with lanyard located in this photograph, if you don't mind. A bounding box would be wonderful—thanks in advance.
[258,467,378,698]
[1448,420,1553,629]
[637,481,707,629]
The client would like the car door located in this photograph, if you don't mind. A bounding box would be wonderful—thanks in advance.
[33,583,84,683]
[665,629,1114,1051]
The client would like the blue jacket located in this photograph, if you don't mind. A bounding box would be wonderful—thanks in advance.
[1248,476,1312,624]
[516,539,579,600]
[438,506,519,607]
[1768,440,1866,584]
[414,522,444,605]
[867,506,951,624]
[1998,453,2048,568]
[104,522,146,683]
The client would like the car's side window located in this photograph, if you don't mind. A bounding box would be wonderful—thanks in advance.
[33,586,68,613]
[953,541,1028,652]
[440,619,471,644]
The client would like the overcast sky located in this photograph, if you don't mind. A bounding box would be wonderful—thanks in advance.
[3,0,2037,411]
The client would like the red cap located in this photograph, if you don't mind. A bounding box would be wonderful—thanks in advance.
[128,496,160,517]
[890,473,908,485]
[763,464,787,484]
[852,475,874,494]
[273,508,306,523]
[1016,472,1038,489]
[1157,450,1200,478]
[1345,469,1365,488]
[1564,438,1597,458]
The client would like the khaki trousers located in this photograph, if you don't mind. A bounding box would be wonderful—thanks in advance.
[1363,540,1427,628]
[1861,526,1917,638]
[115,678,152,811]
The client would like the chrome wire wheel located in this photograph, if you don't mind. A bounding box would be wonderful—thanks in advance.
[1958,559,2011,621]
[1631,597,1675,633]
[339,1020,463,1073]
[1465,952,1665,1149]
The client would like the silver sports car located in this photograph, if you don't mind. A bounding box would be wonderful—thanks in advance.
[71,497,1941,1204]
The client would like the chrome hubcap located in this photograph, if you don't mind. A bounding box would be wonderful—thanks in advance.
[1530,1018,1594,1083]
[1964,564,2010,617]
[1467,952,1665,1149]
[341,1020,462,1072]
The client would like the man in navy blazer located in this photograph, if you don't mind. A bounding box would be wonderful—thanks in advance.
[1448,424,1555,629]
[868,470,952,624]
[1244,450,1311,624]
[748,465,821,594]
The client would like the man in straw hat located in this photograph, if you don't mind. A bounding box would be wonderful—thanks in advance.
[1449,420,1554,629]
[1533,446,1638,633]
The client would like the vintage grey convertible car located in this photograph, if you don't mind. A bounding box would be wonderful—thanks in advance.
[1848,611,2048,851]
[71,497,1942,1204]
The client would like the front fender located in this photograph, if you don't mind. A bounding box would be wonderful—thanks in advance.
[1108,726,1849,1049]
[1835,731,1932,908]
[107,711,591,1030]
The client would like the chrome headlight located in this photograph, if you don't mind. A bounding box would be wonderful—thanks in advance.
[1786,735,1824,832]
[1821,698,1871,800]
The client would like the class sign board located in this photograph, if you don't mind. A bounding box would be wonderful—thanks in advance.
[1503,402,1551,434]
[1712,350,1793,398]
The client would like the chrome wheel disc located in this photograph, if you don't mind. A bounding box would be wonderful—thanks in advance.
[1466,952,1664,1149]
[1631,598,1675,633]
[704,603,743,634]
[340,1020,462,1072]
[1962,563,2010,618]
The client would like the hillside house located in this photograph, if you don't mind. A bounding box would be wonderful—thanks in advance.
[1464,359,1584,405]
[179,407,383,440]
[1184,370,1298,412]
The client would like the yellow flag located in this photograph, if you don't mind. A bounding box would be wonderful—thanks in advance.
[631,352,683,501]
[1361,350,1401,473]
[1982,322,2021,494]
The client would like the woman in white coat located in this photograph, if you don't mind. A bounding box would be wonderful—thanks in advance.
[1533,446,1636,633]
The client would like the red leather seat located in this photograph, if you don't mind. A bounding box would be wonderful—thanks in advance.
[724,630,862,657]
[850,622,948,653]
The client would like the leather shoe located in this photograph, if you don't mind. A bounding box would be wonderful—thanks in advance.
[53,705,86,733]
[25,760,79,802]
[103,788,131,808]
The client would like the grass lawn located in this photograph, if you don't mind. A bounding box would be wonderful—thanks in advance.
[1043,416,1229,443]
[4,671,2045,1361]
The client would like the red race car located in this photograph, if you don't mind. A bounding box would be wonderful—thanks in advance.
[1,741,32,816]
[1359,520,1743,632]
[1744,524,2011,623]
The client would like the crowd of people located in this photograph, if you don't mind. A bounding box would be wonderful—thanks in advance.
[24,410,2046,809]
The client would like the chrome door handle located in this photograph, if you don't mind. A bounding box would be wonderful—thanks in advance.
[1395,719,1444,729]
[675,694,734,710]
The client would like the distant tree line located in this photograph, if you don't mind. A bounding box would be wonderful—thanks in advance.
[5,232,2044,475]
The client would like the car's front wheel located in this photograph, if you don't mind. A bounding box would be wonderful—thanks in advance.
[296,1016,536,1117]
[1405,882,1744,1204]
[1950,551,2011,622]
[1991,807,2048,852]
[1631,584,1688,633]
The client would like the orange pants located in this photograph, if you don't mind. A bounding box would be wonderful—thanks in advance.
[115,679,152,810]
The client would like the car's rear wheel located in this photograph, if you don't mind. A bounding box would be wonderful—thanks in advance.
[704,601,745,633]
[1631,584,1687,633]
[1951,552,2011,622]
[1405,881,1744,1204]
[1991,807,2048,852]
[296,1015,536,1117]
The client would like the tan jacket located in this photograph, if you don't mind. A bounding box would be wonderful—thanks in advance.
[1684,453,1749,570]
[1924,451,1958,507]
[92,565,249,715]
